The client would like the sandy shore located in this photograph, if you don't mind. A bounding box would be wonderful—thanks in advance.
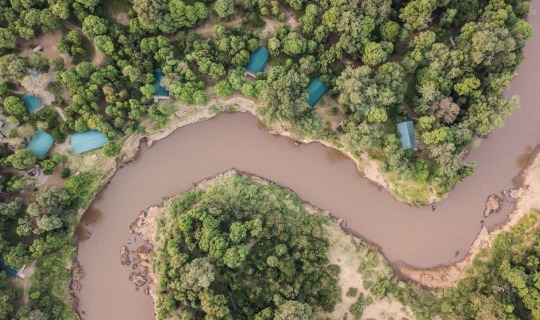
[394,146,540,288]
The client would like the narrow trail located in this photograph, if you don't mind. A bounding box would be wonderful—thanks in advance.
[194,17,244,35]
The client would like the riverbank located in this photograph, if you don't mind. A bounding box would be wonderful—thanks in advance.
[395,145,540,288]
[72,100,537,301]
[125,94,392,193]
[127,170,415,320]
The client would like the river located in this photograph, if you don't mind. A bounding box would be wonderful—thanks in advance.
[76,2,540,319]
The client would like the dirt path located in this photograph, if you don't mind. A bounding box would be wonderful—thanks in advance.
[194,17,244,35]
[20,262,36,306]
[91,51,106,68]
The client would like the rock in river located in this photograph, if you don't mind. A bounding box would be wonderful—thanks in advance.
[120,246,130,266]
[484,194,502,217]
[129,272,147,287]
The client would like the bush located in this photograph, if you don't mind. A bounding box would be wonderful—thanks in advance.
[60,168,71,179]
[349,294,365,317]
[346,287,358,297]
[103,141,122,157]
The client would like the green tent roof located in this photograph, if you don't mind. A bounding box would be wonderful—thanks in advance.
[28,130,54,158]
[397,121,417,150]
[245,47,270,74]
[152,68,169,97]
[71,130,109,154]
[307,78,329,107]
[22,94,43,113]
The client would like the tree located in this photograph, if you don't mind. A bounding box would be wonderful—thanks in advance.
[133,0,167,30]
[337,64,405,116]
[259,66,310,123]
[214,0,235,19]
[360,0,392,25]
[39,9,63,33]
[169,0,208,30]
[215,80,233,97]
[36,215,63,233]
[0,198,23,221]
[399,0,436,31]
[336,13,375,57]
[0,54,27,80]
[283,31,307,56]
[94,35,115,55]
[179,257,216,294]
[199,290,231,318]
[28,52,49,72]
[430,98,460,124]
[223,245,248,268]
[140,84,156,98]
[0,28,16,49]
[103,141,121,157]
[362,42,388,66]
[274,301,314,320]
[7,149,36,170]
[3,96,27,117]
[82,15,108,38]
[381,21,400,42]
[458,22,518,72]
[75,62,94,78]
[229,222,246,243]
[454,77,480,96]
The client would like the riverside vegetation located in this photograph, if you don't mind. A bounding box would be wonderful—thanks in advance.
[146,173,540,320]
[0,0,536,318]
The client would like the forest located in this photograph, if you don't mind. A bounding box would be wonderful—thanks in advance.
[0,0,536,318]
[147,174,540,320]
[406,210,540,320]
[153,174,342,319]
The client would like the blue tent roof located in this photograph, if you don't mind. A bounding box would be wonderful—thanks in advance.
[71,130,109,154]
[307,78,329,107]
[397,121,417,150]
[245,47,270,74]
[28,129,54,158]
[152,68,169,97]
[0,255,18,277]
[22,94,43,113]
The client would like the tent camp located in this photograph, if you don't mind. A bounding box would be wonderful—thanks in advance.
[306,78,329,107]
[153,68,169,99]
[22,94,43,113]
[245,47,270,75]
[397,121,417,150]
[28,129,54,158]
[70,130,109,154]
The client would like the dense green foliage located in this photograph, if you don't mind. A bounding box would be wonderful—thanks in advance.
[0,0,532,203]
[0,0,536,318]
[400,211,540,319]
[153,174,341,319]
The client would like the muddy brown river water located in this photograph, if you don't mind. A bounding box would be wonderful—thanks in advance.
[77,3,540,319]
